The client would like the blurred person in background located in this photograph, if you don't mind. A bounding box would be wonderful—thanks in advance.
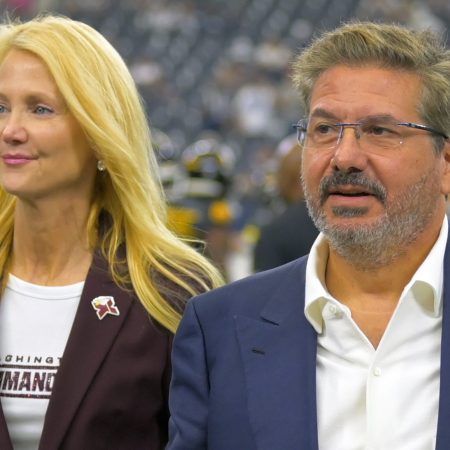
[0,14,222,450]
[165,132,239,281]
[253,134,318,271]
[153,128,189,205]
[275,135,304,204]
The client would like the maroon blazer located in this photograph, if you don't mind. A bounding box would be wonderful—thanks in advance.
[0,253,173,449]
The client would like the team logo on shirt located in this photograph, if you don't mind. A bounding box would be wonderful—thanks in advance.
[91,296,120,320]
[0,361,57,399]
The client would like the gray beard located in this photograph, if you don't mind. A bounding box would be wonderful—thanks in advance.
[303,171,441,271]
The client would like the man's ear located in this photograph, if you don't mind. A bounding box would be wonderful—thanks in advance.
[441,140,450,196]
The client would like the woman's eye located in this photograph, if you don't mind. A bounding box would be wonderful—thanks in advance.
[0,104,8,113]
[34,105,53,115]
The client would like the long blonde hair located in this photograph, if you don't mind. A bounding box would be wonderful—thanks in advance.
[0,14,223,332]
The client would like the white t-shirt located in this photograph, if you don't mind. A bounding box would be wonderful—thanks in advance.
[0,274,83,450]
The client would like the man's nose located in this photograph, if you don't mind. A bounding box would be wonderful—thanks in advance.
[331,126,368,173]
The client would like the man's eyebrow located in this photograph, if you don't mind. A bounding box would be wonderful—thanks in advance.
[360,114,400,122]
[309,108,339,120]
[310,109,401,123]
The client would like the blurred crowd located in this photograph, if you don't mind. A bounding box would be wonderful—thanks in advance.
[4,0,450,280]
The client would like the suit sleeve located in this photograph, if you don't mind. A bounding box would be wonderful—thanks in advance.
[167,300,209,450]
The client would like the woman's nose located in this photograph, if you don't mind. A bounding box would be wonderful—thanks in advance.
[0,113,28,145]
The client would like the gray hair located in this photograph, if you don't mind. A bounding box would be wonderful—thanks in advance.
[292,21,450,152]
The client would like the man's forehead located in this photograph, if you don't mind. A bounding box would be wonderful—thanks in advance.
[308,64,423,120]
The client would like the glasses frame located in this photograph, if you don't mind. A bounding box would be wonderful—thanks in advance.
[292,118,448,149]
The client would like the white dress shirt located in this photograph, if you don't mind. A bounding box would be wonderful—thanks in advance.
[304,218,448,450]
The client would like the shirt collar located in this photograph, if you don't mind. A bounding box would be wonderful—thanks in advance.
[304,217,448,334]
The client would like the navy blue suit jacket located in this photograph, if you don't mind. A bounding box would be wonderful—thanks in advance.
[168,237,450,449]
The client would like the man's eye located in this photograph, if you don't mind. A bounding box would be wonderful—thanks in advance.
[365,124,396,136]
[314,123,336,135]
[0,104,8,113]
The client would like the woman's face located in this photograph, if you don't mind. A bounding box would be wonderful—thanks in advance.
[0,49,97,205]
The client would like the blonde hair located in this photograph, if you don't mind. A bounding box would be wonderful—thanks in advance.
[0,14,223,332]
[292,21,450,150]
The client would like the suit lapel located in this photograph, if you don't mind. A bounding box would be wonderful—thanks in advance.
[235,258,319,450]
[436,231,450,449]
[38,253,133,449]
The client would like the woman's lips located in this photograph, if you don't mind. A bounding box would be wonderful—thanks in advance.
[2,154,36,165]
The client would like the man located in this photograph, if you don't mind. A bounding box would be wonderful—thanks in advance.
[167,22,450,450]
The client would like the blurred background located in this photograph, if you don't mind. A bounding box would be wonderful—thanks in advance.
[3,0,450,280]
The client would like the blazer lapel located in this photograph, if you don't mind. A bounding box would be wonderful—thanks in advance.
[436,231,450,449]
[38,253,133,450]
[235,258,319,450]
[0,407,13,449]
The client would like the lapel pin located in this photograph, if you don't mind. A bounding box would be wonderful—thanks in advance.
[91,296,120,320]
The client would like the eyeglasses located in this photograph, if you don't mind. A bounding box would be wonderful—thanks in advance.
[292,116,448,152]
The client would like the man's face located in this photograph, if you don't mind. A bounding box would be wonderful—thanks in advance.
[301,65,450,268]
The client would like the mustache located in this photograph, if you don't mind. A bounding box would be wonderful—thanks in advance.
[319,172,387,205]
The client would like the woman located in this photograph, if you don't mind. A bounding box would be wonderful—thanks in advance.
[0,14,222,450]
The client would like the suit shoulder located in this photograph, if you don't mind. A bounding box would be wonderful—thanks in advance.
[190,255,308,316]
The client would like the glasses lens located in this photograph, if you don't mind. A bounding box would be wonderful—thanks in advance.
[360,119,403,149]
[299,117,408,151]
[304,118,339,149]
[295,120,308,146]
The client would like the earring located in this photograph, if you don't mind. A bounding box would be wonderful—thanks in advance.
[97,160,106,172]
